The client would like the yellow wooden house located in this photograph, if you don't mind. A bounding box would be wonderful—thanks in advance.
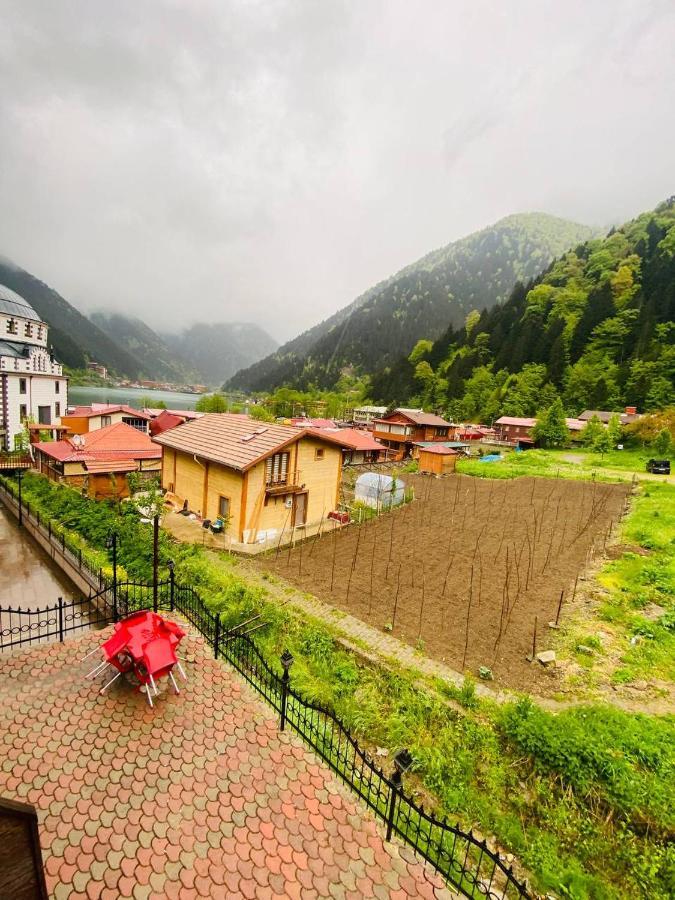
[153,414,348,544]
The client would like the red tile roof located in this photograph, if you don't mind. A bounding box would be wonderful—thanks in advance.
[152,413,351,472]
[307,427,384,452]
[418,444,459,455]
[34,422,160,464]
[65,404,151,420]
[149,410,188,437]
[374,409,452,428]
[495,416,537,427]
[291,417,337,428]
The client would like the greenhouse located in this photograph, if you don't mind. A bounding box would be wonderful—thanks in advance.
[354,472,406,509]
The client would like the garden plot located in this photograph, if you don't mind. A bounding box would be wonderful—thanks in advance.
[260,475,631,691]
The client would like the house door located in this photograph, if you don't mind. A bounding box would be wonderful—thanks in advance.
[292,492,307,527]
[38,406,51,425]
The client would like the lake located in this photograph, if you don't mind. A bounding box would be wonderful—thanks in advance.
[68,385,205,411]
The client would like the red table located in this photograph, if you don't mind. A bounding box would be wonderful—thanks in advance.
[86,611,187,706]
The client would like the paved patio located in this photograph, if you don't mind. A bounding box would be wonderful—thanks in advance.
[0,627,455,899]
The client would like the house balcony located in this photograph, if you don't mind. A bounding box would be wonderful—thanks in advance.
[265,471,306,496]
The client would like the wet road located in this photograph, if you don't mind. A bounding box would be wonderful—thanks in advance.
[0,498,77,609]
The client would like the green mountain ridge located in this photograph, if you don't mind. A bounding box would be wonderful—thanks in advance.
[89,312,200,385]
[370,198,675,417]
[161,322,279,387]
[0,257,145,378]
[226,212,597,393]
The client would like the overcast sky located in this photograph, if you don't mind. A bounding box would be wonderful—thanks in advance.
[0,1,673,343]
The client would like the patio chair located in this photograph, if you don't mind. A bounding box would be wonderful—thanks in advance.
[135,639,180,707]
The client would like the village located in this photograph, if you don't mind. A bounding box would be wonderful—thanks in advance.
[1,279,673,900]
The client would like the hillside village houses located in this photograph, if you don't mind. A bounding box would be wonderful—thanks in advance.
[153,413,351,545]
[0,285,67,451]
[371,408,453,458]
[60,404,151,436]
[33,422,161,500]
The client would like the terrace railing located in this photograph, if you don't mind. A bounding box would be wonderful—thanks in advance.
[0,476,535,900]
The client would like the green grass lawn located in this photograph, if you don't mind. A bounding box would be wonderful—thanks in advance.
[457,447,668,482]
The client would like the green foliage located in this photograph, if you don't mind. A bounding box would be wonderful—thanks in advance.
[2,473,263,615]
[653,428,673,458]
[368,199,675,416]
[195,392,229,413]
[229,213,596,394]
[581,415,604,447]
[532,398,569,448]
[248,404,275,422]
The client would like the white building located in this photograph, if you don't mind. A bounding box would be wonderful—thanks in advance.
[0,285,67,451]
[352,405,387,426]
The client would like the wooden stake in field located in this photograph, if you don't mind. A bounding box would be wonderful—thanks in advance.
[329,522,338,591]
[530,615,538,660]
[555,589,564,626]
[461,563,475,670]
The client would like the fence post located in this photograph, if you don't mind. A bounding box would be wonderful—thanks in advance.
[386,749,413,841]
[214,615,220,660]
[58,597,64,643]
[169,566,175,612]
[279,650,294,731]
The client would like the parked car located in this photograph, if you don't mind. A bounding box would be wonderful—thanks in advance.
[646,459,671,474]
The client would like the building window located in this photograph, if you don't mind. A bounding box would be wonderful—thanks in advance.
[265,451,289,484]
[24,322,33,338]
[19,404,27,421]
[315,447,325,460]
[55,381,60,394]
[218,496,230,520]
[101,415,112,427]
[7,318,17,335]
[55,402,61,417]
[19,378,26,394]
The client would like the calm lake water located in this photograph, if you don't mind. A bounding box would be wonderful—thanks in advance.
[68,385,204,411]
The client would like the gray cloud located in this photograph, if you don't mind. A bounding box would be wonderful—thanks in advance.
[0,0,673,342]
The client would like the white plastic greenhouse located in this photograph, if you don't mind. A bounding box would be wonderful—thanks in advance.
[354,472,406,510]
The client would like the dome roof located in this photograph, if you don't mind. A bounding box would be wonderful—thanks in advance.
[0,284,42,322]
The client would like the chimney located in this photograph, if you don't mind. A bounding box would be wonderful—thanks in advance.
[625,406,637,416]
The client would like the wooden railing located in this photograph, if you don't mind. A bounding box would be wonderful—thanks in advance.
[0,453,31,470]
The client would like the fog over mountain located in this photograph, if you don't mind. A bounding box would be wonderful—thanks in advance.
[0,1,673,341]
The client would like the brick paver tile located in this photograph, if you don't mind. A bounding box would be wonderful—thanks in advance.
[0,627,461,900]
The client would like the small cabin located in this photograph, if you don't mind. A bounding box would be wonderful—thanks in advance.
[418,445,458,476]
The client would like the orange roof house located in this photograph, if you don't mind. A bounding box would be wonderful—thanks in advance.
[371,408,452,459]
[33,422,161,499]
[61,404,151,436]
[153,414,351,545]
[307,427,387,465]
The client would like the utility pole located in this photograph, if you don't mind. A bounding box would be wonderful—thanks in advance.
[153,513,159,612]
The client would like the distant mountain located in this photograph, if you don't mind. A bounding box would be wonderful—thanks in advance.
[370,198,675,414]
[89,312,200,384]
[0,257,144,377]
[226,213,597,393]
[162,322,278,387]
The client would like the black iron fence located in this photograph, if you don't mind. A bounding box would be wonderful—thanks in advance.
[0,476,534,899]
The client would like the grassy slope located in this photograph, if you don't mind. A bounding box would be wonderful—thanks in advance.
[5,471,674,899]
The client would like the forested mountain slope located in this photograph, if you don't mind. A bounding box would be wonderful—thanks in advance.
[162,322,278,386]
[226,213,595,393]
[370,199,675,417]
[89,312,200,384]
[0,257,143,376]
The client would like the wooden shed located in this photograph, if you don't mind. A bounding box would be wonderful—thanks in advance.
[418,445,458,475]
